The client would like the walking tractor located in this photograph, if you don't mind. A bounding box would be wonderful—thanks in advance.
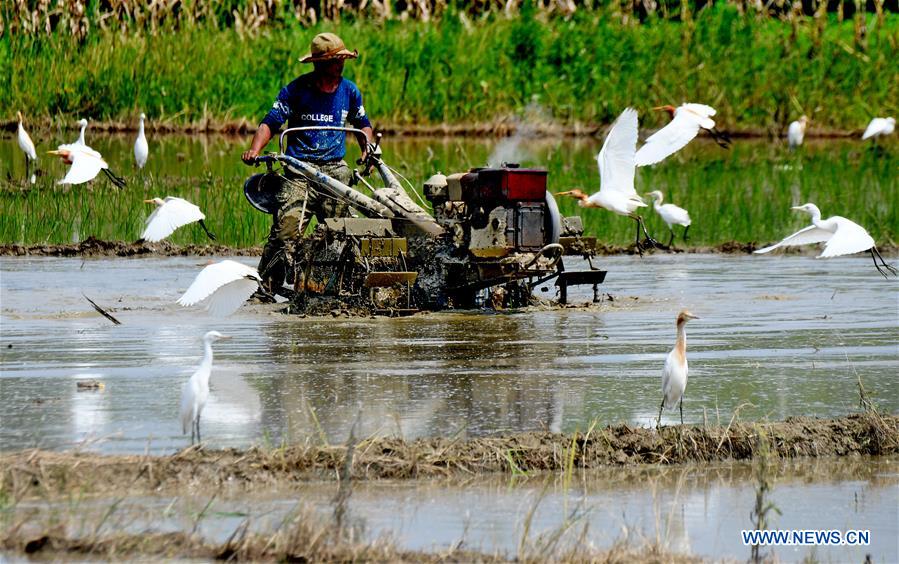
[245,127,607,314]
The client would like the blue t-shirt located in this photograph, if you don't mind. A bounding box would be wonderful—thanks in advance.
[261,73,372,162]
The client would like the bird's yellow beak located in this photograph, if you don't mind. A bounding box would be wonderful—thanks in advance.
[143,199,155,204]
[651,106,665,111]
[687,313,700,320]
[47,150,62,155]
[790,206,803,211]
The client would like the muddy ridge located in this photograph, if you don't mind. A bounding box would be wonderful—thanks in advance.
[7,237,885,258]
[3,414,894,500]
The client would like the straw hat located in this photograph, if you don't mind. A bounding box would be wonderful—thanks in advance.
[299,33,358,63]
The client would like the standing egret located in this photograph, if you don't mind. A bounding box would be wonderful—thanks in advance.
[646,190,691,247]
[16,111,38,184]
[657,310,699,429]
[861,117,895,140]
[134,113,148,170]
[754,203,897,278]
[787,116,809,149]
[557,108,660,255]
[177,260,262,316]
[180,330,230,444]
[635,103,730,167]
[142,197,216,242]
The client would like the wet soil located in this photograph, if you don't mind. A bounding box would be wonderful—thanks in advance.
[6,237,884,257]
[3,413,894,500]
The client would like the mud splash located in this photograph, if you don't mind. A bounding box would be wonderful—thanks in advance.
[3,414,894,500]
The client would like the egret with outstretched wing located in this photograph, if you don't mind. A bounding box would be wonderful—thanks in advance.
[142,197,216,242]
[557,108,660,255]
[177,260,261,316]
[49,118,126,188]
[636,103,729,167]
[754,203,896,278]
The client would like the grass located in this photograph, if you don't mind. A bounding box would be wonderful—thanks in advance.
[3,6,898,131]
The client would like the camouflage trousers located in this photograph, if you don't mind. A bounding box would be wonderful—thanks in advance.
[258,160,352,291]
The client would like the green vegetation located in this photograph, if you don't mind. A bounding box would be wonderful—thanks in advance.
[1,136,895,247]
[3,4,897,131]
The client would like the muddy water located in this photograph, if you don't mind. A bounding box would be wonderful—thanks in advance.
[9,457,898,561]
[1,253,896,454]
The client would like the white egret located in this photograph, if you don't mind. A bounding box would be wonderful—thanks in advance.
[635,103,730,167]
[180,330,230,444]
[47,145,126,189]
[177,260,261,316]
[787,115,809,149]
[861,117,895,140]
[557,108,660,255]
[646,190,691,247]
[657,310,699,428]
[142,197,216,242]
[49,118,126,188]
[754,203,897,278]
[16,111,38,184]
[134,113,148,169]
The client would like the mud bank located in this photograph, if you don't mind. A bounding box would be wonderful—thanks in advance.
[3,414,894,500]
[8,238,888,257]
[0,236,262,257]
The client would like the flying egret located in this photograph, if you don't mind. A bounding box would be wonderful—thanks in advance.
[861,117,895,140]
[177,260,261,316]
[635,103,730,167]
[48,118,126,188]
[787,115,809,149]
[557,108,660,255]
[657,310,699,429]
[16,111,38,184]
[646,190,691,247]
[134,113,148,169]
[142,197,216,242]
[180,330,230,444]
[754,203,897,278]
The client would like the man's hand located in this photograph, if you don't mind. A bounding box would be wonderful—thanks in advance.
[242,149,260,165]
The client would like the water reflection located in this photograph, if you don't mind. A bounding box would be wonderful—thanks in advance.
[1,254,897,454]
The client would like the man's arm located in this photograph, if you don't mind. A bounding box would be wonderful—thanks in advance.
[356,126,373,160]
[242,124,273,164]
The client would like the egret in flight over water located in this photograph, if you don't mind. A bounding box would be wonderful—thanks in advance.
[754,203,897,278]
[16,111,37,184]
[48,118,126,189]
[142,197,216,242]
[646,190,691,247]
[635,103,730,167]
[657,310,699,429]
[557,108,661,255]
[177,260,261,316]
[787,116,809,149]
[861,117,895,140]
[180,330,230,445]
[134,113,148,170]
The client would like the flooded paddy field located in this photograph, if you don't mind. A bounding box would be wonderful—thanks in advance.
[2,253,896,453]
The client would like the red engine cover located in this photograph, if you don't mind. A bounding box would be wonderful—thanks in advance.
[461,168,547,203]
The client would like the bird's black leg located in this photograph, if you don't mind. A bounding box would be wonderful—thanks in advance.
[190,421,196,445]
[102,168,127,189]
[657,398,665,430]
[871,247,898,277]
[638,216,663,250]
[632,217,644,257]
[679,398,684,427]
[198,219,217,241]
[709,128,732,149]
[196,414,201,444]
[667,229,675,249]
[24,155,30,183]
[683,225,690,242]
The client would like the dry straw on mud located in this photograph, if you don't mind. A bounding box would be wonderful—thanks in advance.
[3,413,895,501]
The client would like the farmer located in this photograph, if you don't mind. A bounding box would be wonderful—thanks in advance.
[242,32,373,294]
